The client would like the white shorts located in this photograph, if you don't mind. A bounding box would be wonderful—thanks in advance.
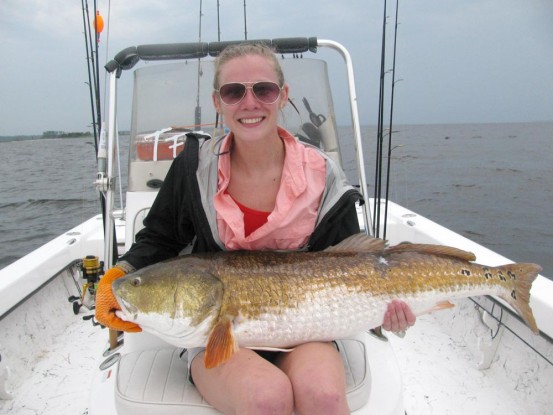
[185,347,205,383]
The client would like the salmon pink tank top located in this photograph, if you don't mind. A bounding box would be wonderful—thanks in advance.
[230,194,271,237]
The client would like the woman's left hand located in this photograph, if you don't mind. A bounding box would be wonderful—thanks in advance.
[382,299,416,333]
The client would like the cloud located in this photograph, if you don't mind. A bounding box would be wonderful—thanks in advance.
[0,0,84,41]
[0,0,552,134]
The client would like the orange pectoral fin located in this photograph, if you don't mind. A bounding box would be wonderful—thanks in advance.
[420,300,455,316]
[204,317,238,369]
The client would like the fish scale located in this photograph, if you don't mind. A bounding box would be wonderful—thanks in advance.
[113,233,541,369]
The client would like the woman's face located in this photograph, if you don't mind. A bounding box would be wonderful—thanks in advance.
[213,54,288,144]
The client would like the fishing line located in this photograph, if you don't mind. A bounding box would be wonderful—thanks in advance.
[470,297,553,367]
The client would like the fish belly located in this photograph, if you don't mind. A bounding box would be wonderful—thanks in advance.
[231,282,503,349]
[231,289,389,348]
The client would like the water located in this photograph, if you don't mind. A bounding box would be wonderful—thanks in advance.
[340,122,553,279]
[1,122,552,279]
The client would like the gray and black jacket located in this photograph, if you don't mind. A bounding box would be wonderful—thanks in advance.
[118,133,363,272]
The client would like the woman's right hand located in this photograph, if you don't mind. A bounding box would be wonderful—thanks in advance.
[95,266,142,332]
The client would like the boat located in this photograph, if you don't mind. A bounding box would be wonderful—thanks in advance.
[1,24,552,415]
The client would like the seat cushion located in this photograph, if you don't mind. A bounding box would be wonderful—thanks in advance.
[115,337,370,415]
[115,348,219,415]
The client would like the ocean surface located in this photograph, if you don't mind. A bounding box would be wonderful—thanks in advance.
[1,122,551,280]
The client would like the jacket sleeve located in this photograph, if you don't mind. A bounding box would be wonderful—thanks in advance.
[117,149,196,271]
[308,189,362,251]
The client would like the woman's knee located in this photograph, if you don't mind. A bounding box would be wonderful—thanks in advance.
[277,343,349,414]
[293,379,348,415]
[239,373,294,415]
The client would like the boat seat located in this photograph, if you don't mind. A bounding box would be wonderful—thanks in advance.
[115,336,370,414]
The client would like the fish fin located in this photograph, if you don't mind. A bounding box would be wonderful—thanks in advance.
[386,243,476,262]
[432,300,455,311]
[325,233,387,253]
[204,317,239,369]
[419,300,455,315]
[496,263,541,334]
[246,346,295,353]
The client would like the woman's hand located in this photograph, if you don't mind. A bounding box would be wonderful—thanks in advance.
[382,300,416,334]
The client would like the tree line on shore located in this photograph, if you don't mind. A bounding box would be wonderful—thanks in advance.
[0,131,93,142]
[42,130,93,138]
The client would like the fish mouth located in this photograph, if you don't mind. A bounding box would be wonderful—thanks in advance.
[114,293,138,319]
[115,296,138,321]
[112,277,137,317]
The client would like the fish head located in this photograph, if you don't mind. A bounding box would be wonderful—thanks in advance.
[112,258,224,347]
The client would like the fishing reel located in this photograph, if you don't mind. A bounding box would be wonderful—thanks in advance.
[68,255,104,320]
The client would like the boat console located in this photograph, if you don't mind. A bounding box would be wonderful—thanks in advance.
[92,37,401,414]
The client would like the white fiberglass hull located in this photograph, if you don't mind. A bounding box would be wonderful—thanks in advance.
[1,202,552,414]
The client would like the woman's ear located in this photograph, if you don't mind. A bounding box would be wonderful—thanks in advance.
[280,83,289,109]
[212,92,221,114]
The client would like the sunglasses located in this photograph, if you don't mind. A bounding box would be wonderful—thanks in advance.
[216,81,283,106]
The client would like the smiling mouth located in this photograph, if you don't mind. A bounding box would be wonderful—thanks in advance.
[239,117,264,125]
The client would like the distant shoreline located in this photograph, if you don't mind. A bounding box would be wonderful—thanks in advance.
[0,130,135,143]
[0,132,93,143]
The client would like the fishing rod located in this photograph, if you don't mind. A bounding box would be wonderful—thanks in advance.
[373,0,388,237]
[373,0,402,239]
[81,0,119,267]
[195,0,204,130]
[81,0,98,151]
[383,0,400,240]
[243,0,248,40]
[93,0,102,138]
[217,0,221,41]
[214,0,222,133]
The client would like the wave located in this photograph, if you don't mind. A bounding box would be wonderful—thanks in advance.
[0,198,97,210]
[0,255,21,269]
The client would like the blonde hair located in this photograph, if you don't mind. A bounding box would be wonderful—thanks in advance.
[213,43,285,90]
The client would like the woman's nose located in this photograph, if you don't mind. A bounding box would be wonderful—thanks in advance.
[241,87,259,106]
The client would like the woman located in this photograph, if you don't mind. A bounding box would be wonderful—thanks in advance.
[96,43,415,415]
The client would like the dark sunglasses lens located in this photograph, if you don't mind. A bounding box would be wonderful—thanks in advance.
[219,83,247,104]
[252,82,281,104]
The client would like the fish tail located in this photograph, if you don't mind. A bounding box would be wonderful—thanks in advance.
[496,263,541,334]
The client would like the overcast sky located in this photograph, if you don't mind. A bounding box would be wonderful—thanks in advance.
[1,0,552,135]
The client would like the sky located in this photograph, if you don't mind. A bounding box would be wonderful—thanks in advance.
[0,0,552,136]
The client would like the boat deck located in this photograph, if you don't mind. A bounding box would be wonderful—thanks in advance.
[1,312,106,414]
[391,298,553,415]
[2,297,552,414]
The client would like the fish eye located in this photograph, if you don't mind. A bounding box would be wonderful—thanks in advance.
[132,277,142,287]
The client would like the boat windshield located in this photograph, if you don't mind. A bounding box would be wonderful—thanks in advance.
[128,58,341,191]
